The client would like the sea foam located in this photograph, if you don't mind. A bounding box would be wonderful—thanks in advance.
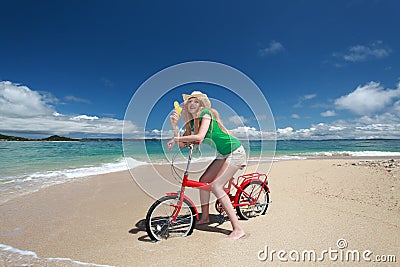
[0,243,114,267]
[0,157,148,204]
[299,151,400,157]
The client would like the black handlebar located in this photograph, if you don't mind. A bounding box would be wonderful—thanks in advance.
[184,142,197,150]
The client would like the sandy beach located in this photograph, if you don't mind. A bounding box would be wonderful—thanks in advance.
[1,158,399,266]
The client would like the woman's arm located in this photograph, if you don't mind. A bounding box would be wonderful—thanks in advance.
[167,110,182,150]
[173,114,211,143]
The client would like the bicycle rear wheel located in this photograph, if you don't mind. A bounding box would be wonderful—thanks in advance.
[145,195,196,241]
[236,180,269,220]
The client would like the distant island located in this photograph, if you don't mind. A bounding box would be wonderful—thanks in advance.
[0,134,165,142]
[41,135,80,141]
[0,134,80,142]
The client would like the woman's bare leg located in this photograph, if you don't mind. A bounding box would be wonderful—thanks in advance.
[211,162,246,240]
[197,159,226,224]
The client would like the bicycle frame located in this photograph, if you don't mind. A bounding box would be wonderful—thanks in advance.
[232,173,270,207]
[167,143,270,223]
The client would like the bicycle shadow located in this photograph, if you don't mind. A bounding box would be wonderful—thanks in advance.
[128,219,155,243]
[129,214,232,242]
[193,214,231,236]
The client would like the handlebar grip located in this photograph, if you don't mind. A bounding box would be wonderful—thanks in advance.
[184,142,196,149]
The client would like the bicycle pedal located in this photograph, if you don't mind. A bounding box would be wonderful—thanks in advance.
[217,215,226,224]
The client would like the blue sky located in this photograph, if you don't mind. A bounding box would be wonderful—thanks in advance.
[0,0,399,139]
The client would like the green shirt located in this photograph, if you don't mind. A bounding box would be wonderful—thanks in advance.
[199,109,242,155]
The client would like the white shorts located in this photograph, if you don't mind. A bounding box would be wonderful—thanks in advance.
[216,145,247,168]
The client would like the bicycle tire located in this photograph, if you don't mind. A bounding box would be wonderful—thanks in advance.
[236,180,269,220]
[145,195,196,241]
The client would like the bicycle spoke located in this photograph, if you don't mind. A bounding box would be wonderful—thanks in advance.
[146,196,195,241]
[236,181,269,220]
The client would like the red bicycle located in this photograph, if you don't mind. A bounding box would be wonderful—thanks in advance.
[145,143,270,241]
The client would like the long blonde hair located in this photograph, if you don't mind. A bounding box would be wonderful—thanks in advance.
[182,98,229,136]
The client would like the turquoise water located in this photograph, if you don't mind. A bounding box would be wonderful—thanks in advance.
[275,139,400,157]
[2,139,400,178]
[1,139,400,204]
[0,141,124,178]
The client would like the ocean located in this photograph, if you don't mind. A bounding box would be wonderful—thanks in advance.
[1,139,400,204]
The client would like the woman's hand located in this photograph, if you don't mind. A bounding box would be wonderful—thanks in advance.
[169,110,180,126]
[167,139,175,150]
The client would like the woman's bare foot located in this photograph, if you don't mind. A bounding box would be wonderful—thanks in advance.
[196,216,210,225]
[227,230,247,240]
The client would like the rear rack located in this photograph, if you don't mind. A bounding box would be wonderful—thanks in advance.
[236,172,268,185]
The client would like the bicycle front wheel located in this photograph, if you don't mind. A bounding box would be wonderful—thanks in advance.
[145,195,196,241]
[236,180,269,220]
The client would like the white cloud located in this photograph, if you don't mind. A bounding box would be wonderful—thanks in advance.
[228,93,400,139]
[320,110,337,117]
[228,126,276,140]
[276,112,400,140]
[1,115,138,137]
[53,112,63,117]
[255,114,267,121]
[328,126,345,131]
[291,114,300,119]
[344,44,391,62]
[259,40,285,56]
[0,81,55,118]
[277,127,294,136]
[70,115,99,121]
[334,81,400,115]
[294,94,317,108]
[225,113,400,140]
[304,94,317,100]
[275,124,333,140]
[228,115,248,126]
[3,80,399,140]
[230,126,260,138]
[0,81,140,138]
[393,100,400,114]
[335,41,392,63]
[276,93,400,140]
[65,95,91,104]
[151,129,161,134]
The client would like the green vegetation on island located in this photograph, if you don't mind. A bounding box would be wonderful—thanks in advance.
[0,134,167,142]
[40,135,80,141]
[0,134,80,142]
[0,134,31,141]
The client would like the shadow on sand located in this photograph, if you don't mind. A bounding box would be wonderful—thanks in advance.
[129,214,231,242]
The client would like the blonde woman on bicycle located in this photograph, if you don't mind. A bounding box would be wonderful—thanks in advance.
[167,91,247,240]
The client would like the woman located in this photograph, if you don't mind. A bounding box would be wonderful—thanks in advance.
[167,91,247,240]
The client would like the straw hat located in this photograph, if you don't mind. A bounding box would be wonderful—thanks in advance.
[182,91,211,109]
